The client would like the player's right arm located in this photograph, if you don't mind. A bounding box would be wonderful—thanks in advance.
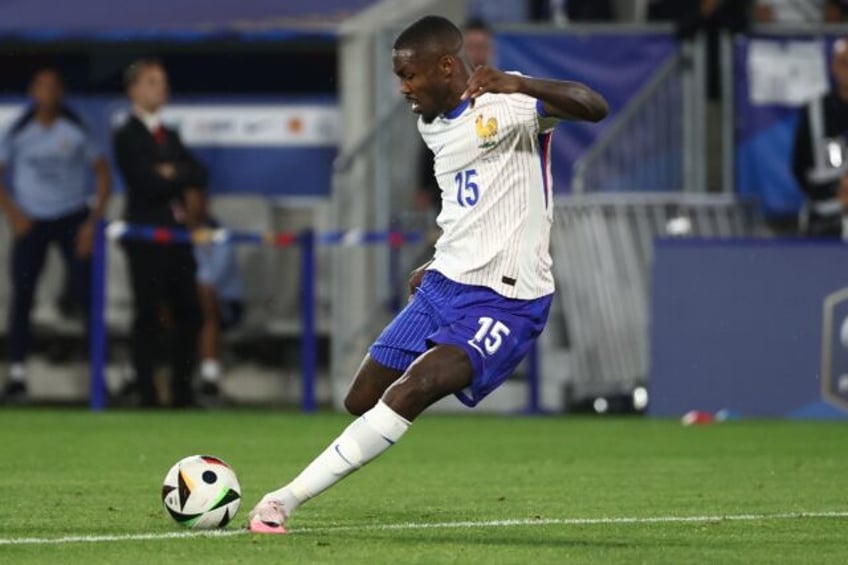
[461,67,608,123]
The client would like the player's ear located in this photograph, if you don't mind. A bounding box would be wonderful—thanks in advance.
[439,55,454,78]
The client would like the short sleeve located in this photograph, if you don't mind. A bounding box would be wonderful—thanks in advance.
[536,99,561,133]
[504,71,561,133]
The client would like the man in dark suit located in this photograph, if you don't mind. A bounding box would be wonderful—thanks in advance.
[113,59,206,408]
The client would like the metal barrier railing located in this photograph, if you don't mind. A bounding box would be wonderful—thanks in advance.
[87,221,423,411]
[549,194,759,399]
[572,34,707,194]
[330,91,428,409]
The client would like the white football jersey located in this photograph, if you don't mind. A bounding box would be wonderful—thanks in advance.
[420,81,560,299]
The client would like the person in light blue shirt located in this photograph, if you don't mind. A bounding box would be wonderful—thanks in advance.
[190,194,243,400]
[0,68,112,402]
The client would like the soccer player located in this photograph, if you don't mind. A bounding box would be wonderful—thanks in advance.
[247,15,607,534]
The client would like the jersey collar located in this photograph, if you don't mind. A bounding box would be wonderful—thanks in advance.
[442,98,470,120]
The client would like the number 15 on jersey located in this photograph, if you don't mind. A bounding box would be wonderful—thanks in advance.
[455,169,479,207]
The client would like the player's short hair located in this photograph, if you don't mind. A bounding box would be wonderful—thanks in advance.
[393,15,463,56]
[462,17,492,36]
[124,58,165,89]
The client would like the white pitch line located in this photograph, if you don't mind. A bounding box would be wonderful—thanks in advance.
[1,511,846,546]
[0,529,244,546]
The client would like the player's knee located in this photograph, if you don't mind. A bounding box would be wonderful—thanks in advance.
[388,366,441,408]
[343,392,372,416]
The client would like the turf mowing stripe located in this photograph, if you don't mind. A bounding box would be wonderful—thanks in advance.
[1,511,846,546]
[299,511,848,533]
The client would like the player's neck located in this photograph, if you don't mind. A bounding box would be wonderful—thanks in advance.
[442,91,466,116]
[34,107,59,126]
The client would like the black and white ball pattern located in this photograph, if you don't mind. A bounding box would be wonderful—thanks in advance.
[162,455,241,529]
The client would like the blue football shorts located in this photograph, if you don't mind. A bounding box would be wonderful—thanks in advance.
[369,270,552,407]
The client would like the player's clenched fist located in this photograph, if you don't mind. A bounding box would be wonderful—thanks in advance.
[461,67,523,102]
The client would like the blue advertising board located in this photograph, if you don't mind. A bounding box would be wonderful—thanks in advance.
[650,239,848,419]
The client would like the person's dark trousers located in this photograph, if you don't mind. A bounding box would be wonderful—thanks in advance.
[123,240,202,408]
[8,208,91,364]
[806,212,843,238]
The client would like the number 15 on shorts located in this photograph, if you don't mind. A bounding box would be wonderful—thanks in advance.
[468,316,511,356]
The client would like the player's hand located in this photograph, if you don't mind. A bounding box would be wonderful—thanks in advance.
[183,187,206,228]
[75,218,97,258]
[461,67,523,103]
[155,162,177,180]
[408,262,431,301]
[10,209,32,239]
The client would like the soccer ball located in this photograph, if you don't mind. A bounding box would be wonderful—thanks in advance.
[161,455,241,529]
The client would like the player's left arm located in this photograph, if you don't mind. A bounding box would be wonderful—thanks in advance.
[462,67,608,123]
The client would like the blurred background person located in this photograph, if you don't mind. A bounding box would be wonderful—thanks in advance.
[188,194,243,403]
[415,18,496,215]
[792,39,848,238]
[113,59,206,408]
[754,0,846,22]
[462,17,495,69]
[0,68,111,403]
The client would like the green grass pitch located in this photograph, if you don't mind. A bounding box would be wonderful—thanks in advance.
[0,409,845,564]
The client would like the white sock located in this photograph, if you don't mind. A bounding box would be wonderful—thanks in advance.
[265,400,410,515]
[201,359,221,382]
[9,363,26,383]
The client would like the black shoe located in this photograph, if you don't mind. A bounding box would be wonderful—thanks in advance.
[2,380,28,405]
[200,380,220,397]
[198,380,230,408]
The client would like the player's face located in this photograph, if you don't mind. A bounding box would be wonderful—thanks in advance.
[30,71,64,112]
[130,65,170,112]
[393,49,451,122]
